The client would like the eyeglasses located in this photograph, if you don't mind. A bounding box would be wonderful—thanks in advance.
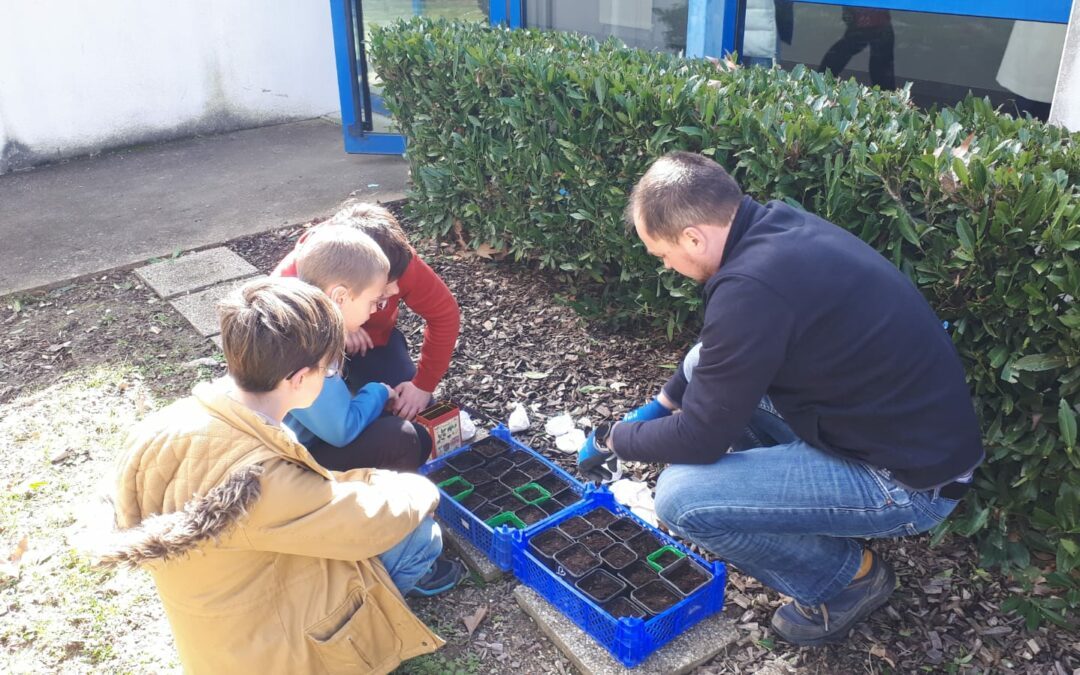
[286,358,342,381]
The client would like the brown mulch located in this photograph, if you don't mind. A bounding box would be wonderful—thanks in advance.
[227,203,1079,674]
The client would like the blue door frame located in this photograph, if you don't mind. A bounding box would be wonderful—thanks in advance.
[686,0,1074,59]
[330,0,1065,152]
[329,0,523,154]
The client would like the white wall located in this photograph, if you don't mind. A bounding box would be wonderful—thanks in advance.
[0,1,341,174]
[1050,2,1080,132]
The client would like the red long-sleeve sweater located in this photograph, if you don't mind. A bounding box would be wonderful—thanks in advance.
[273,237,460,393]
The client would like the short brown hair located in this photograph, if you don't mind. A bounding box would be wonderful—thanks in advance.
[625,151,743,242]
[294,225,389,292]
[218,277,345,393]
[327,201,413,281]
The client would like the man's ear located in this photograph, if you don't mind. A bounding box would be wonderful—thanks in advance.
[681,225,709,253]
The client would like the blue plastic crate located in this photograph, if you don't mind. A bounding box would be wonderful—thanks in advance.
[419,425,589,570]
[513,488,727,668]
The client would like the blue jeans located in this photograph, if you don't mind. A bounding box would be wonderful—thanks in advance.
[653,403,959,606]
[378,516,442,595]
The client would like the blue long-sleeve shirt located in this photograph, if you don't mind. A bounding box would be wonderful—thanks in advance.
[285,377,390,447]
[612,197,984,490]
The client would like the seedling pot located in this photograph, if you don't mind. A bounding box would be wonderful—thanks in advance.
[603,596,649,619]
[557,516,592,539]
[579,529,615,553]
[437,475,474,501]
[632,579,683,614]
[470,436,510,458]
[446,450,484,472]
[575,569,626,605]
[618,560,660,588]
[485,511,527,530]
[646,545,686,572]
[554,542,601,578]
[660,557,713,595]
[599,542,637,571]
[607,517,643,541]
[582,507,618,529]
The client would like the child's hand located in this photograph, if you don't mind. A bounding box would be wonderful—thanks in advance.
[392,381,432,421]
[345,328,374,355]
[381,383,398,411]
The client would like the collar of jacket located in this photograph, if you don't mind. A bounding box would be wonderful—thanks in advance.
[191,379,332,481]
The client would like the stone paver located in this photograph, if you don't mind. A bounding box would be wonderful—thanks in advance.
[135,248,257,299]
[169,276,264,337]
[513,585,736,675]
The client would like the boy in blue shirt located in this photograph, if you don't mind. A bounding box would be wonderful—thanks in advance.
[285,225,434,471]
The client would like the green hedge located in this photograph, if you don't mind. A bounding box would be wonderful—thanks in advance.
[371,19,1080,622]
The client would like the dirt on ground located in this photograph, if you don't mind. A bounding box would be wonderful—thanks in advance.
[1,207,1077,674]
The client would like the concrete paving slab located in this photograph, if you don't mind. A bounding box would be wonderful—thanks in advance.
[441,521,503,583]
[0,118,408,296]
[135,248,257,299]
[169,276,264,337]
[514,585,736,675]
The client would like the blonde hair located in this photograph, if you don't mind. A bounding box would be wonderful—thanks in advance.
[218,277,344,392]
[294,224,389,293]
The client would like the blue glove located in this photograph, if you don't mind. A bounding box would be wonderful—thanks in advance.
[622,398,672,423]
[578,422,616,482]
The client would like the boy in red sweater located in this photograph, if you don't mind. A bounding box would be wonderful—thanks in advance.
[274,202,461,462]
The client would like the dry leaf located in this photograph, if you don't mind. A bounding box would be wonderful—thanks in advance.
[473,243,499,260]
[46,341,71,353]
[451,219,469,250]
[9,537,28,562]
[869,644,895,667]
[462,605,488,637]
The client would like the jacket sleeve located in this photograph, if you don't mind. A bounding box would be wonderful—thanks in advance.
[288,377,389,447]
[398,256,460,392]
[241,459,439,560]
[612,275,794,464]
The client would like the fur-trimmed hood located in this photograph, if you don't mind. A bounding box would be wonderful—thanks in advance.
[99,465,263,569]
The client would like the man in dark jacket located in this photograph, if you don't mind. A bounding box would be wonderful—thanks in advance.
[578,151,983,645]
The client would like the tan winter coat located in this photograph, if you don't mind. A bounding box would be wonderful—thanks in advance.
[102,380,443,674]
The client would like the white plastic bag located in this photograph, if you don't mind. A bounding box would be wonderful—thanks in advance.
[459,410,477,441]
[544,413,575,437]
[508,403,530,433]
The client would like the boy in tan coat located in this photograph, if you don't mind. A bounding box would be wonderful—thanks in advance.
[102,276,463,674]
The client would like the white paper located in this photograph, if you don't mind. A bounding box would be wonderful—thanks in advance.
[544,413,575,437]
[459,410,477,441]
[508,403,530,433]
[554,428,587,453]
[609,478,658,526]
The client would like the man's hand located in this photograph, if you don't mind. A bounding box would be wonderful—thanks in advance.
[345,328,375,356]
[577,422,618,482]
[392,381,432,421]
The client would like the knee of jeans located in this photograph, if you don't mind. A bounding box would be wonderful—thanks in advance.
[415,516,443,559]
[654,465,696,533]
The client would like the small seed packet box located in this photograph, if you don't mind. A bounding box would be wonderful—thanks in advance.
[416,400,462,458]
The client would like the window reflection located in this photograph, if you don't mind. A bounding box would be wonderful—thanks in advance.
[744,3,1067,120]
[526,0,691,54]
